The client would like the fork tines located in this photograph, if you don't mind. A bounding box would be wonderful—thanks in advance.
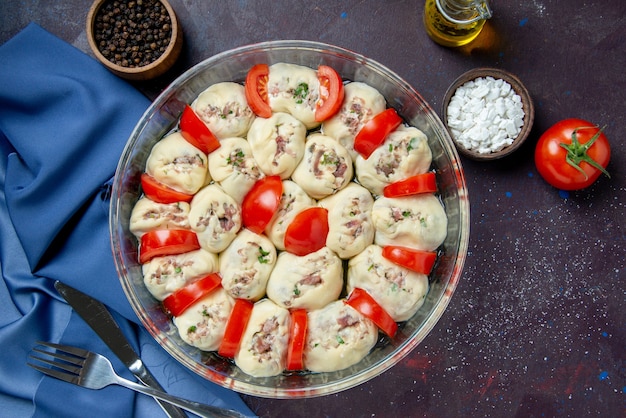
[27,341,89,383]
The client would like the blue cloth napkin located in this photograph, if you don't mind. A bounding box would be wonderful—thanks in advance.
[0,23,256,418]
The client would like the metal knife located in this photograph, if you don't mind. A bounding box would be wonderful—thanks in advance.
[54,281,188,418]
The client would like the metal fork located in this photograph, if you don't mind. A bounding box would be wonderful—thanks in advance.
[28,341,246,418]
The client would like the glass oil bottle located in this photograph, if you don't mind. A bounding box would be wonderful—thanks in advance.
[424,0,492,47]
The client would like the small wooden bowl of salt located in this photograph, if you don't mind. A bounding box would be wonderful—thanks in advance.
[442,68,534,161]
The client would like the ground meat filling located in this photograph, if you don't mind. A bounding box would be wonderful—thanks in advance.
[272,124,298,167]
[142,205,187,224]
[229,270,257,297]
[219,203,238,232]
[310,143,348,181]
[226,244,263,296]
[139,203,187,225]
[185,302,226,342]
[170,154,205,174]
[388,207,428,228]
[197,101,252,122]
[298,272,322,287]
[195,202,238,237]
[344,198,365,237]
[375,135,424,178]
[228,148,261,179]
[336,312,359,329]
[148,259,193,285]
[369,259,408,291]
[250,317,279,361]
[342,98,370,134]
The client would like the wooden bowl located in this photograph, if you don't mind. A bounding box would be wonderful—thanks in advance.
[442,68,534,161]
[86,0,183,81]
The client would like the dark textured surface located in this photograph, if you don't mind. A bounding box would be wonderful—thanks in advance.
[2,1,624,416]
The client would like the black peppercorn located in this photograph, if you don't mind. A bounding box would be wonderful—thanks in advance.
[93,0,172,68]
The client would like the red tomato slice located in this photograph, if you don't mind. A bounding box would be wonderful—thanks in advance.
[245,64,272,118]
[315,65,344,122]
[346,288,398,338]
[179,104,220,154]
[383,172,438,198]
[382,246,437,275]
[354,108,403,159]
[218,298,254,358]
[286,309,308,370]
[140,173,194,204]
[242,176,283,234]
[162,272,222,317]
[284,207,329,256]
[139,229,200,264]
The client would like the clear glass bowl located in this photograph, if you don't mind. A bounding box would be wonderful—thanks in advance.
[109,41,470,399]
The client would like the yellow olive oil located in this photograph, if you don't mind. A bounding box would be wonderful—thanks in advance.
[424,0,490,47]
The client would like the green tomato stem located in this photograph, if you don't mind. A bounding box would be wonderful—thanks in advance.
[559,125,610,179]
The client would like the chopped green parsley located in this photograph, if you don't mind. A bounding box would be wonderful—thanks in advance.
[407,137,418,151]
[293,82,309,104]
[226,149,245,167]
[258,247,271,264]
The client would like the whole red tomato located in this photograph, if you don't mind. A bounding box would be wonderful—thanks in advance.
[534,118,610,190]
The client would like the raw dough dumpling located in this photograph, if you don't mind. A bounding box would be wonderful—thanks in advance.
[321,81,386,160]
[189,184,242,253]
[355,125,432,196]
[191,81,255,139]
[247,112,306,179]
[347,245,429,322]
[219,229,277,301]
[267,63,320,129]
[304,300,378,373]
[318,183,375,259]
[372,194,447,251]
[265,180,314,251]
[142,249,219,301]
[266,247,343,310]
[173,287,234,351]
[145,132,208,195]
[129,198,190,238]
[235,299,290,377]
[291,133,353,199]
[207,137,263,203]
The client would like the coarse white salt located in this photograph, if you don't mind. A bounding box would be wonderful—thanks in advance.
[447,76,525,154]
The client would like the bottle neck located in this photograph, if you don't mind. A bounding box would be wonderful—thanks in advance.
[436,0,492,24]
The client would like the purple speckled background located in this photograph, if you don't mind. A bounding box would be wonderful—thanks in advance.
[2,0,623,416]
